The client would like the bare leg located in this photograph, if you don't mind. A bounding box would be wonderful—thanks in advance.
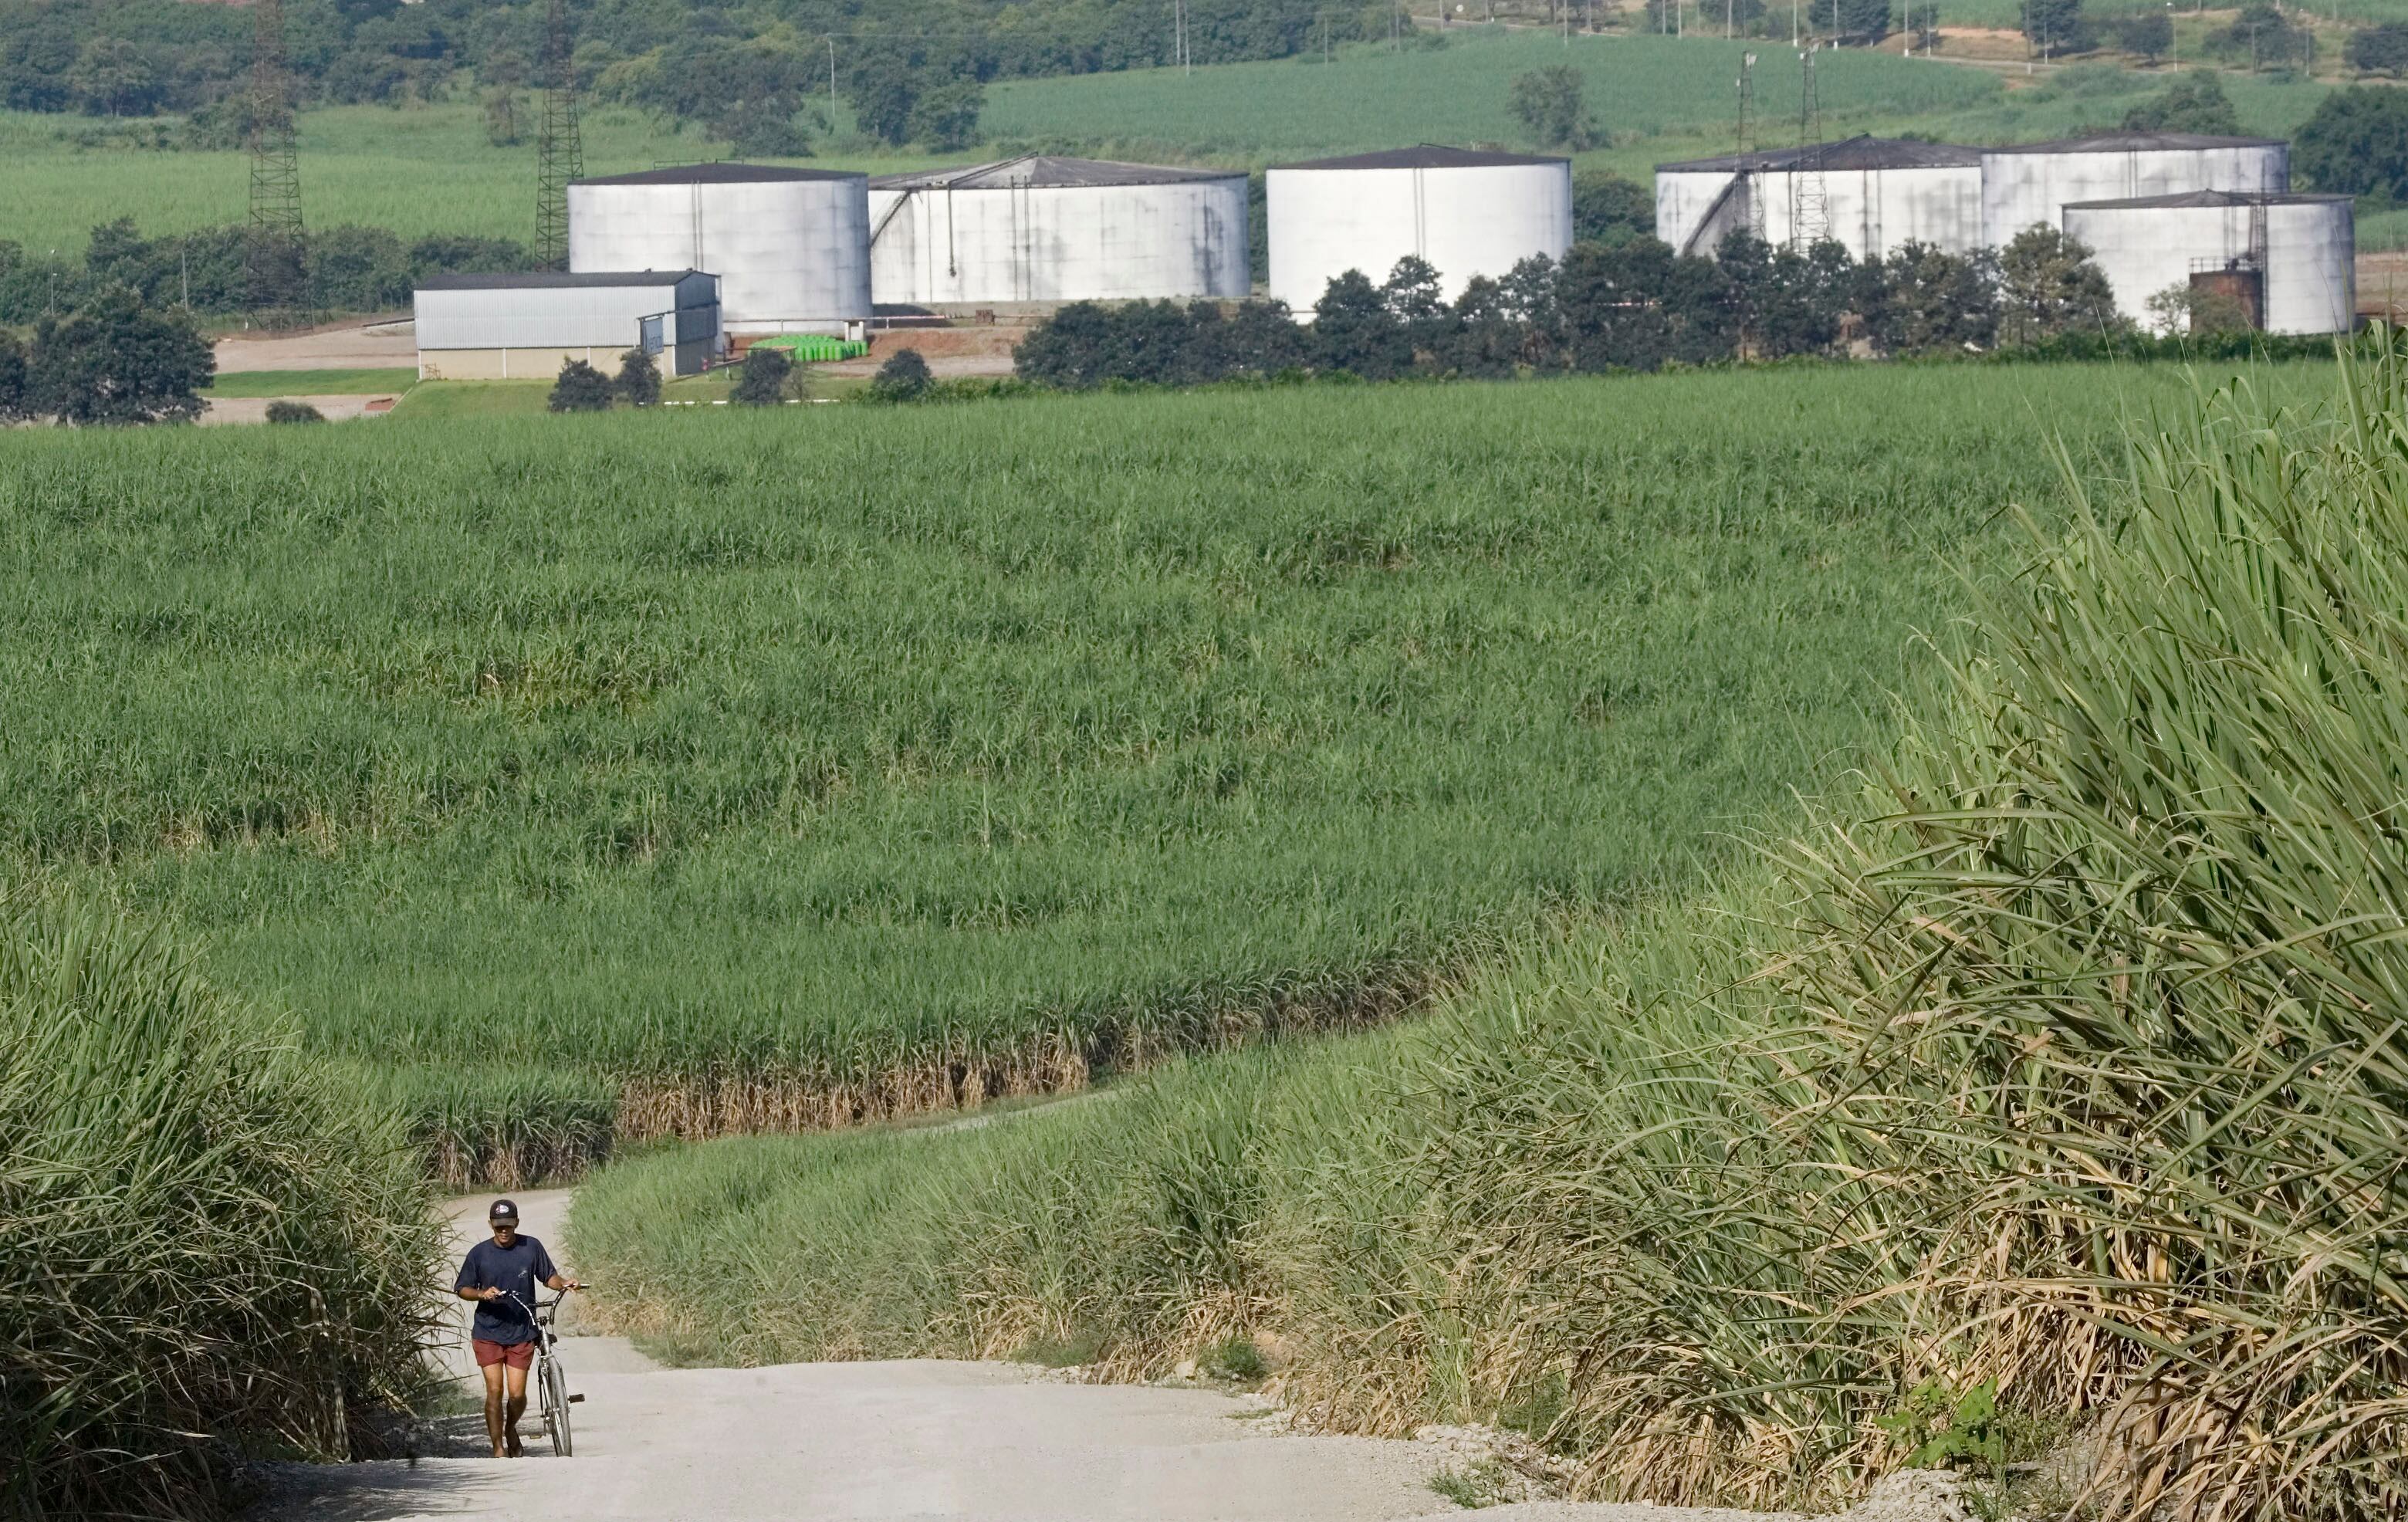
[481,1362,507,1458]
[502,1364,531,1456]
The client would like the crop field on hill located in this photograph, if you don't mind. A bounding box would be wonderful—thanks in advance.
[0,363,2268,1182]
[575,346,2393,1520]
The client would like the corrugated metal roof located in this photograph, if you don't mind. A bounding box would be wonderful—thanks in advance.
[1270,144,1570,171]
[2062,189,2352,209]
[573,163,866,186]
[415,270,709,290]
[1658,134,1979,174]
[871,154,1243,190]
[1983,130,2286,155]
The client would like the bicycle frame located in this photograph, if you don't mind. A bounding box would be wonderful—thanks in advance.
[492,1289,577,1456]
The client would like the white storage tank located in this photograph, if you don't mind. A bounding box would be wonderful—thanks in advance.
[2061,190,2355,336]
[1656,136,1982,261]
[867,156,1248,307]
[568,164,871,336]
[1267,145,1571,312]
[1981,131,2288,249]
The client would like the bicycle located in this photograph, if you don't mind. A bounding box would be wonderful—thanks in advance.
[494,1288,585,1456]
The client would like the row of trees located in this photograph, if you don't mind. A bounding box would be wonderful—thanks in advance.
[0,286,215,425]
[1016,227,2150,389]
[0,0,1391,143]
[0,220,536,326]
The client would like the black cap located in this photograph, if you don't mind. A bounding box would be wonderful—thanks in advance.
[489,1199,519,1222]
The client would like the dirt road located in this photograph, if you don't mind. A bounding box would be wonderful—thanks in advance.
[257,1191,1668,1522]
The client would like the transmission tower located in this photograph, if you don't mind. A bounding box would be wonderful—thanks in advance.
[245,0,305,313]
[1738,52,1766,241]
[1791,42,1828,249]
[536,0,583,271]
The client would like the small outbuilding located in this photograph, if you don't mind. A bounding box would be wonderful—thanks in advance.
[411,270,721,380]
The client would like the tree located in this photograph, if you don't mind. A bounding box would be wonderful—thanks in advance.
[847,41,986,149]
[1859,241,1998,354]
[483,90,525,147]
[2021,0,2091,56]
[868,347,934,401]
[29,284,213,424]
[548,357,616,412]
[2122,71,2240,134]
[1571,171,1653,248]
[1508,66,1596,150]
[1996,225,2120,343]
[1835,0,1894,45]
[1382,255,1449,361]
[67,38,159,117]
[2145,281,2253,335]
[2114,9,2172,63]
[0,330,29,421]
[2295,86,2408,201]
[616,348,662,406]
[729,344,793,405]
[2347,21,2408,76]
[2212,2,2309,69]
[265,399,325,423]
[1313,269,1412,378]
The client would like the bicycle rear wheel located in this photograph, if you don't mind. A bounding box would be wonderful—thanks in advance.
[541,1350,573,1456]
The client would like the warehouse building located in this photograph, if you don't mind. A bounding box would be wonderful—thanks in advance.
[1267,145,1572,312]
[868,156,1250,308]
[411,270,720,380]
[568,164,869,336]
[2061,190,2355,335]
[1982,131,2288,247]
[1656,136,1983,261]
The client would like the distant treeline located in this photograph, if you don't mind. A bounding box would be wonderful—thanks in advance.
[0,0,1392,152]
[0,219,536,325]
[1016,228,2344,389]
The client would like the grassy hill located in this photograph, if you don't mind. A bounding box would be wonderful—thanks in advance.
[0,361,2222,1182]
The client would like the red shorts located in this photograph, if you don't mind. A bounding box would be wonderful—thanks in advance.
[472,1338,534,1371]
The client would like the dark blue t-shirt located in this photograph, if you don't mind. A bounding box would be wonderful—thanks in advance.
[455,1235,558,1345]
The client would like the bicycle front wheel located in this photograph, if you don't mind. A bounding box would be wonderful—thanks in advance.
[542,1351,573,1457]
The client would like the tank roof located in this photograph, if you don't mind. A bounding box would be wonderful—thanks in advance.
[2063,189,2352,210]
[1657,134,1979,174]
[1983,130,2286,155]
[1269,144,1569,171]
[871,154,1243,190]
[415,269,710,290]
[573,163,865,186]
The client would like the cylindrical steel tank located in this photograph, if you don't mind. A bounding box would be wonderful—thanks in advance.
[867,157,1248,307]
[2061,191,2354,336]
[1981,132,2288,249]
[568,164,871,335]
[1267,145,1571,312]
[1656,136,1982,260]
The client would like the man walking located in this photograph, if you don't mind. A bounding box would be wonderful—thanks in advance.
[455,1199,582,1457]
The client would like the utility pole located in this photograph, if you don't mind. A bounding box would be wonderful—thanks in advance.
[827,38,837,131]
[536,0,582,271]
[245,0,304,313]
[1740,52,1767,242]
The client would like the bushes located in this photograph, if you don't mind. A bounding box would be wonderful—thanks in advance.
[615,347,661,408]
[547,358,615,414]
[729,344,793,405]
[265,399,325,424]
[1,890,438,1520]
